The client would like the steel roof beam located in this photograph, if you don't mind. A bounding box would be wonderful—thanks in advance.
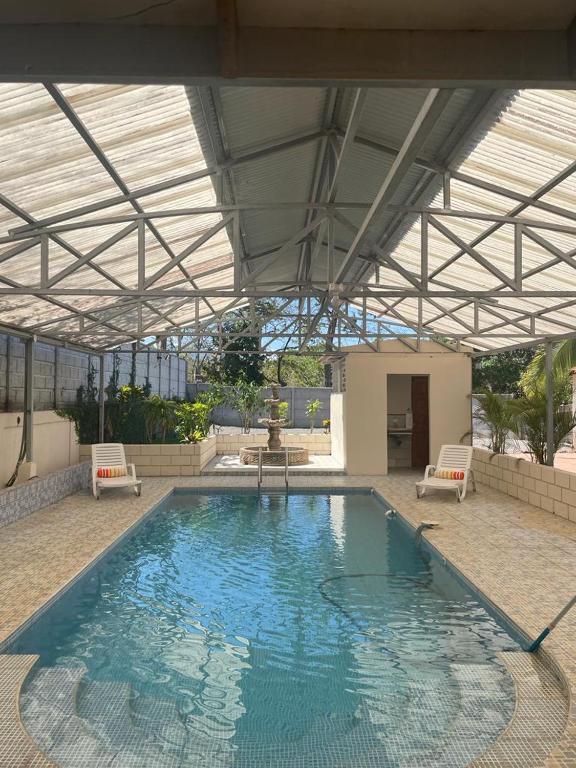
[298,87,339,284]
[1,24,575,87]
[336,89,453,283]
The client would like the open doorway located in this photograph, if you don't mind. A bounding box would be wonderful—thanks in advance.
[387,375,429,469]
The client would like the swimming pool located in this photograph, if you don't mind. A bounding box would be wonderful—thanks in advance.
[11,490,521,767]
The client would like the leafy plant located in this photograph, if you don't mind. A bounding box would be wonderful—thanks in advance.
[56,361,100,444]
[323,418,331,434]
[278,401,289,422]
[58,357,183,445]
[195,383,226,432]
[473,391,515,454]
[305,398,323,433]
[507,383,576,465]
[229,379,264,434]
[111,384,148,443]
[143,395,178,443]
[175,401,211,443]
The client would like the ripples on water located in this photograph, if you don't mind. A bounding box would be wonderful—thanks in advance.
[14,492,519,766]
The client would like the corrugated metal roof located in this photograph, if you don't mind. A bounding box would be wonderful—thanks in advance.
[0,82,575,353]
[0,82,235,347]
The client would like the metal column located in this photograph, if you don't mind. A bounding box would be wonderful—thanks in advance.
[24,337,34,461]
[545,342,554,466]
[98,354,105,443]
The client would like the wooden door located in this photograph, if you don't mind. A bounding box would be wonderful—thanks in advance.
[411,376,429,468]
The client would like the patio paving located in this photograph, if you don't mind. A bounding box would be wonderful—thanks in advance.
[0,472,575,766]
[203,453,345,474]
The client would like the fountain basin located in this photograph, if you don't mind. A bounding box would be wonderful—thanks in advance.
[240,446,309,466]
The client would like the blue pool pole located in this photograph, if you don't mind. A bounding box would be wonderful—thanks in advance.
[526,594,576,652]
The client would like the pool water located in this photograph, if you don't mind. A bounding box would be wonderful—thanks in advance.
[12,491,520,767]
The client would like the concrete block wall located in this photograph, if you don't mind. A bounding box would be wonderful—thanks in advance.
[187,384,331,430]
[215,432,332,455]
[0,335,187,411]
[80,437,217,477]
[472,447,576,523]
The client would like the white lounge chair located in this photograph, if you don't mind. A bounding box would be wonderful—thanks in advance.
[415,445,476,502]
[91,443,141,500]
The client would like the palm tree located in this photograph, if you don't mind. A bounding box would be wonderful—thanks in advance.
[474,391,515,454]
[508,383,576,465]
[520,343,575,447]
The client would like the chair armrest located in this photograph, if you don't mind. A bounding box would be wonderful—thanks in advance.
[127,463,138,481]
[423,464,435,480]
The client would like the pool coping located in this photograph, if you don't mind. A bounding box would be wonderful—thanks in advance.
[0,478,574,768]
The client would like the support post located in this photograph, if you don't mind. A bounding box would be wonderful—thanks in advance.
[545,341,554,466]
[24,337,34,462]
[99,354,105,443]
[53,346,59,410]
[5,334,11,411]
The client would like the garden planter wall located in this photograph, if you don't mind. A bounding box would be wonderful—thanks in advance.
[79,436,217,477]
[472,447,576,523]
[215,432,331,455]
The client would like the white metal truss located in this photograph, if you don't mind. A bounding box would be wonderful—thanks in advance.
[1,84,576,357]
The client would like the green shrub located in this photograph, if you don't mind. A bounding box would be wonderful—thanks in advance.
[175,401,212,443]
[56,362,99,443]
[143,395,178,443]
[473,391,515,454]
[305,398,323,433]
[228,379,264,434]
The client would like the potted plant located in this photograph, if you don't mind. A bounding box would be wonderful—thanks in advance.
[305,398,323,433]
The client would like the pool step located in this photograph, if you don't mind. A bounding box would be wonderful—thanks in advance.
[470,651,569,767]
[21,668,183,768]
[20,666,115,765]
[77,680,135,749]
[131,692,189,753]
[77,680,183,767]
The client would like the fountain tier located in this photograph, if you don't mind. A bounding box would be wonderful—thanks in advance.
[240,383,309,466]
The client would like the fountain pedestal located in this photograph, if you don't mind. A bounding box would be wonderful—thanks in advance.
[239,383,309,466]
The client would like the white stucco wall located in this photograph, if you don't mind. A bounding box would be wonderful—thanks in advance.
[330,393,346,466]
[335,341,472,475]
[0,410,79,485]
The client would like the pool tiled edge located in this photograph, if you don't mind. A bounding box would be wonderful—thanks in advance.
[0,654,52,767]
[0,473,574,767]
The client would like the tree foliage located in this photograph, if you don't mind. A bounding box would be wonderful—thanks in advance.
[200,301,281,385]
[519,345,573,404]
[263,353,325,387]
[472,349,535,395]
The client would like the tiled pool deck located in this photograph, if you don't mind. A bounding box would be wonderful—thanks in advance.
[0,471,575,767]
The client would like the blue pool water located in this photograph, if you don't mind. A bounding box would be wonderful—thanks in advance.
[12,491,521,767]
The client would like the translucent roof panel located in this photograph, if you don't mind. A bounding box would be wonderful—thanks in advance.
[0,82,236,348]
[1,83,576,354]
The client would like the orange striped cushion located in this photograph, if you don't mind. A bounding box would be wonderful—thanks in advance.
[97,466,127,478]
[435,469,465,480]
